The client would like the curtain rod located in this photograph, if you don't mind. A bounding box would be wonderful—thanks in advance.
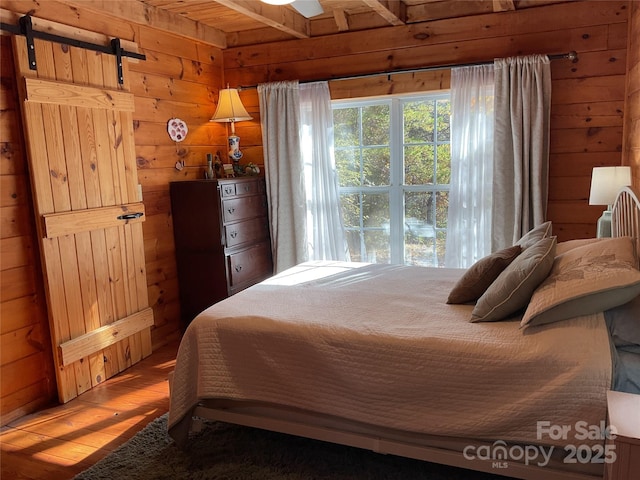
[238,51,577,90]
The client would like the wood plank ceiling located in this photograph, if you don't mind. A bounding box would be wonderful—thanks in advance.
[126,0,574,48]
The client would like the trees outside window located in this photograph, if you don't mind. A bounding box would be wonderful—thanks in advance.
[333,94,451,266]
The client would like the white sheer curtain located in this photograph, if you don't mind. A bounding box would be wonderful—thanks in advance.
[257,81,308,273]
[299,82,349,261]
[445,65,495,268]
[492,55,552,250]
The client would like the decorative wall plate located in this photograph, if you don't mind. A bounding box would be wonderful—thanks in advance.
[168,118,188,142]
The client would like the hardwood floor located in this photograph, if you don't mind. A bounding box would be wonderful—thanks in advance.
[0,341,179,480]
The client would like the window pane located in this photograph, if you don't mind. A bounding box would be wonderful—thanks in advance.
[436,191,448,228]
[345,230,362,262]
[334,108,360,147]
[436,99,451,142]
[364,230,390,264]
[405,192,435,232]
[436,230,447,267]
[362,193,389,228]
[404,145,434,185]
[404,101,434,143]
[436,143,451,184]
[335,149,361,187]
[340,193,361,227]
[404,236,436,267]
[362,105,390,146]
[363,147,390,186]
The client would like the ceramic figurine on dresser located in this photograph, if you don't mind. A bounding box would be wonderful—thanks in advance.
[205,153,215,179]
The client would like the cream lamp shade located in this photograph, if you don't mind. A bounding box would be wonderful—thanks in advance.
[210,86,252,168]
[210,87,252,133]
[588,166,632,237]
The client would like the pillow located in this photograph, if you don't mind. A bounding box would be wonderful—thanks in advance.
[515,221,552,250]
[447,245,522,304]
[471,236,556,322]
[555,238,606,256]
[521,237,640,329]
[605,295,640,347]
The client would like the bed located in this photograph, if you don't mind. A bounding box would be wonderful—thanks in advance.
[168,185,640,480]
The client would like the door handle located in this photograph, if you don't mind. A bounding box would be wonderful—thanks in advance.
[117,212,144,220]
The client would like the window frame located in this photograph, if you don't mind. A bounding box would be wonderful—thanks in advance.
[332,92,451,266]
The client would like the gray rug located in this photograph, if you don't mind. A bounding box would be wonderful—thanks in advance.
[74,413,516,479]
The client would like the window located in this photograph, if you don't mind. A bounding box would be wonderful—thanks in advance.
[333,93,451,267]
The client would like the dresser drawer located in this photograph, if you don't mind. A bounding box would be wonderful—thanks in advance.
[227,242,272,287]
[220,183,236,197]
[222,195,268,223]
[219,179,262,198]
[234,179,261,196]
[224,217,269,248]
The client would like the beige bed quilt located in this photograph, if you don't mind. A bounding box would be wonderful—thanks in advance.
[168,261,612,449]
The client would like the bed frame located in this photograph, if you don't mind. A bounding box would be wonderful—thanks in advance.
[612,185,640,268]
[184,185,640,480]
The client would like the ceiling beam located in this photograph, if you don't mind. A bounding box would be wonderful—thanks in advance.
[63,0,228,48]
[333,8,349,32]
[361,0,405,26]
[493,0,516,12]
[214,0,310,39]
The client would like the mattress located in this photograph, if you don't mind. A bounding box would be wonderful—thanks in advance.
[168,261,613,453]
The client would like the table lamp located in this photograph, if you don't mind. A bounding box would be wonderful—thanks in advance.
[588,166,632,237]
[210,85,252,173]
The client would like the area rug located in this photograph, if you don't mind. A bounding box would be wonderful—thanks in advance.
[73,413,516,480]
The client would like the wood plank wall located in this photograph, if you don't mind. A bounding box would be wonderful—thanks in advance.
[0,0,226,424]
[623,0,640,186]
[0,0,634,424]
[0,35,56,424]
[225,0,630,241]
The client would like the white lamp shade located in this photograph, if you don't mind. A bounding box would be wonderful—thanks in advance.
[588,166,632,206]
[210,88,252,123]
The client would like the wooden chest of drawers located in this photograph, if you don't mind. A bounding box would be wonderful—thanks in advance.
[170,177,273,329]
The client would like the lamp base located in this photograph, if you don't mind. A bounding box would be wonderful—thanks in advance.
[596,209,612,238]
[228,134,243,162]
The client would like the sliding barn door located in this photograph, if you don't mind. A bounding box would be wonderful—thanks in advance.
[12,35,153,403]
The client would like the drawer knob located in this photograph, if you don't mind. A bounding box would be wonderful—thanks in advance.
[230,231,238,238]
[235,265,243,272]
[224,187,233,194]
[227,207,235,214]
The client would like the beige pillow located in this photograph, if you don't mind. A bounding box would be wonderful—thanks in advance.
[555,238,606,256]
[447,245,522,304]
[471,236,556,322]
[515,221,552,250]
[521,237,640,329]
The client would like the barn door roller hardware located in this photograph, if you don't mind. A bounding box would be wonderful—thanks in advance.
[0,14,145,84]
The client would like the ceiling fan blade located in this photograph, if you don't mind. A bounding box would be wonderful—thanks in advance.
[291,0,324,18]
